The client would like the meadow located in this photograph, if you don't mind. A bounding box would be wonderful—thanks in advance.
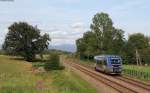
[0,55,99,93]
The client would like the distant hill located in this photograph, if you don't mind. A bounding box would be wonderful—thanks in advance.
[49,44,76,53]
[0,44,2,50]
[0,44,76,52]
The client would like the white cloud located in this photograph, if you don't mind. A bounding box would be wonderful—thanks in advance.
[51,39,75,45]
[0,25,9,45]
[46,22,87,45]
[107,0,149,13]
[71,22,84,29]
[105,0,150,37]
[61,0,80,4]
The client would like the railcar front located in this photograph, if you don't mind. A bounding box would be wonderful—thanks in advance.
[107,56,122,74]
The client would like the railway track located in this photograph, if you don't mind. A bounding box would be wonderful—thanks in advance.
[65,61,150,93]
[115,76,150,91]
[70,60,150,91]
[87,64,150,92]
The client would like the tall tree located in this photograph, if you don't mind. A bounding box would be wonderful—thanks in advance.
[3,22,50,61]
[83,31,97,55]
[76,38,86,58]
[90,13,113,53]
[90,12,125,54]
[126,33,150,65]
[111,28,125,54]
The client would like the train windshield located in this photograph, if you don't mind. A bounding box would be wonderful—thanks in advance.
[111,58,121,64]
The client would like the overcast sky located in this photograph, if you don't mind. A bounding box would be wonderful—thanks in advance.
[0,0,150,46]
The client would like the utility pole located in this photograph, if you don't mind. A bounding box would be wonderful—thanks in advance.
[135,49,142,65]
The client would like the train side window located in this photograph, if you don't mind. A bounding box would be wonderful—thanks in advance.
[97,60,102,65]
[97,60,100,64]
[97,59,106,66]
[101,60,104,65]
[104,60,107,65]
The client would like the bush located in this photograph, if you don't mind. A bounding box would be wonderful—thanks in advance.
[32,62,45,68]
[0,50,5,55]
[44,53,64,71]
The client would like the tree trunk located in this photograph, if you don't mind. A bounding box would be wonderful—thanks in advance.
[136,49,142,65]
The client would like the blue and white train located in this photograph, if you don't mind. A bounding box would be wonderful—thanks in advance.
[94,55,122,74]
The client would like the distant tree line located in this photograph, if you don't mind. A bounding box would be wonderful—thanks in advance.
[43,49,72,55]
[76,12,150,65]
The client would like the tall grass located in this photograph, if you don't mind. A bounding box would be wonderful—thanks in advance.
[51,69,99,93]
[124,65,150,73]
[0,55,54,93]
[0,55,99,93]
[123,65,150,82]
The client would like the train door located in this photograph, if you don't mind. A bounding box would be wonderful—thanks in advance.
[96,58,106,71]
[102,59,107,72]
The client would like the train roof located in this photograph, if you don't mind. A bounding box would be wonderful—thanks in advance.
[94,55,121,60]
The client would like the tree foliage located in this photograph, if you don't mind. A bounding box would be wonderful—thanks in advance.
[76,12,150,65]
[3,22,50,61]
[76,13,125,58]
[124,33,150,64]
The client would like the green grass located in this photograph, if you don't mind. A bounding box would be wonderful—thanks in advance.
[0,55,31,73]
[0,55,99,93]
[123,65,150,82]
[0,55,54,93]
[123,65,150,73]
[51,69,98,93]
